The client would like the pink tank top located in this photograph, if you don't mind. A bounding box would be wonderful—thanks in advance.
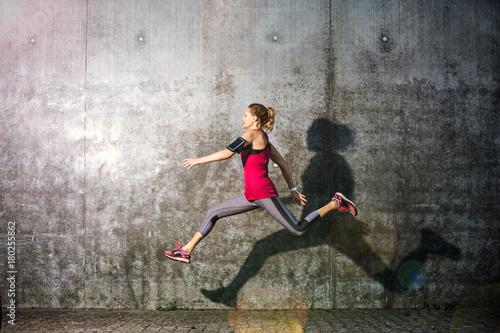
[240,130,279,201]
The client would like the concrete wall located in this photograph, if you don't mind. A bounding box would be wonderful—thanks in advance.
[1,0,498,310]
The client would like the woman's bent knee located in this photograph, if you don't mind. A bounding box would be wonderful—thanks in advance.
[289,228,306,237]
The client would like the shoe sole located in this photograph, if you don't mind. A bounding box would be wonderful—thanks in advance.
[163,250,191,264]
[335,192,358,216]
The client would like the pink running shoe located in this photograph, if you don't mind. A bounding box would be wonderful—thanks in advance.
[332,192,358,216]
[163,240,191,263]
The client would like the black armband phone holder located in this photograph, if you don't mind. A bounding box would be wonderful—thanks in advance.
[227,137,246,153]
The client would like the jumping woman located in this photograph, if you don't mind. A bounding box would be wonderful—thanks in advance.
[163,103,357,263]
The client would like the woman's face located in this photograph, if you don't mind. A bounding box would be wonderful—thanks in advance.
[242,108,256,129]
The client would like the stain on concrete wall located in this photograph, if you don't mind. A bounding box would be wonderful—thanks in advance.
[0,0,498,310]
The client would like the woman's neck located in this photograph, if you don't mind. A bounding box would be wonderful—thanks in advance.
[249,123,261,130]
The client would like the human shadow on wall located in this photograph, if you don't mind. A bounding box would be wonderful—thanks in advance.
[200,118,461,306]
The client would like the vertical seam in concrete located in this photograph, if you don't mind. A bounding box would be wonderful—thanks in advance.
[82,0,89,309]
[328,0,336,309]
[328,0,336,124]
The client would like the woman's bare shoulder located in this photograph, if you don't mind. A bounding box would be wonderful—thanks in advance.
[241,129,266,148]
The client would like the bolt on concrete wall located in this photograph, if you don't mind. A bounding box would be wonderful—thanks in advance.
[0,0,498,310]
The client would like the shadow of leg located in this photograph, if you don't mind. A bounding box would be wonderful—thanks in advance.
[200,229,296,306]
[200,226,326,306]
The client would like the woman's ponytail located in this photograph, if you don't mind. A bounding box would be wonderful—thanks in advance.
[264,107,275,133]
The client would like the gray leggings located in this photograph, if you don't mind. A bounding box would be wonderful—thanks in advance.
[197,194,321,237]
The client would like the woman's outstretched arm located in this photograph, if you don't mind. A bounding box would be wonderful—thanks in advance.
[183,130,259,170]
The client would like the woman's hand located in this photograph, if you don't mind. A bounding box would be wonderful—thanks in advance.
[182,158,200,170]
[292,190,307,206]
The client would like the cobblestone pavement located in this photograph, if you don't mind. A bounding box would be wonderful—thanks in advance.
[1,308,498,332]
